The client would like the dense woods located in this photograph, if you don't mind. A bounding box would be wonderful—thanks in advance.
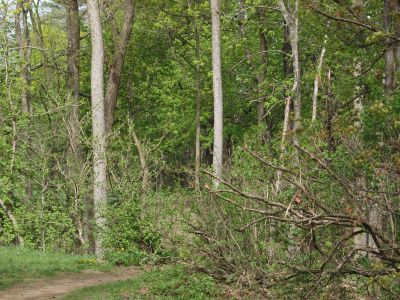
[1,0,400,298]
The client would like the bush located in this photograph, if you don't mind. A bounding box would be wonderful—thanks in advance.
[103,196,163,266]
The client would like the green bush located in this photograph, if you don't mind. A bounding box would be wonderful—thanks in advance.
[103,196,163,266]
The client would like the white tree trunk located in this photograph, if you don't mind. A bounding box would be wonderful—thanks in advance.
[0,198,24,246]
[211,0,223,187]
[312,37,327,122]
[87,0,107,258]
[278,0,301,132]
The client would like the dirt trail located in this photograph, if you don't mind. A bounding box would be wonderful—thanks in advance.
[0,267,141,300]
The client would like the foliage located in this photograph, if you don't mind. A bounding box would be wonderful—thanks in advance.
[0,0,399,298]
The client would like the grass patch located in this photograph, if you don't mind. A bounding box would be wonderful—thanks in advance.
[0,246,111,290]
[62,264,223,299]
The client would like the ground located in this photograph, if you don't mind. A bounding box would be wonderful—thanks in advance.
[0,266,141,300]
[0,247,235,299]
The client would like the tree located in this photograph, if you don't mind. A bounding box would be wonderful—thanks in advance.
[210,0,223,186]
[15,0,32,114]
[278,0,301,133]
[87,0,107,257]
[104,0,136,135]
[193,0,202,191]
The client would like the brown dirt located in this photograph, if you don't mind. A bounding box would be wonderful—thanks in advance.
[0,267,142,300]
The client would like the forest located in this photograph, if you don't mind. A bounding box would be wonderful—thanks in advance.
[0,0,400,299]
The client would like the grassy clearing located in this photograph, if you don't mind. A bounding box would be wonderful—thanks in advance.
[62,264,225,300]
[0,246,111,290]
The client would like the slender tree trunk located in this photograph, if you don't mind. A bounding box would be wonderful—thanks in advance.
[0,198,24,246]
[132,129,150,192]
[15,0,32,114]
[312,37,327,122]
[104,0,136,135]
[194,2,202,192]
[87,0,107,258]
[395,2,400,79]
[256,6,268,125]
[353,61,363,128]
[279,0,301,132]
[384,0,395,95]
[125,80,150,192]
[211,0,224,187]
[15,0,33,200]
[28,1,49,81]
[326,69,335,152]
[275,17,293,193]
[65,0,90,250]
[66,0,82,165]
[238,0,253,64]
[276,2,300,192]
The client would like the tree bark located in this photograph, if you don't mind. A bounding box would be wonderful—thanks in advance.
[326,69,335,152]
[278,0,301,132]
[312,37,327,122]
[211,0,224,187]
[65,0,92,251]
[256,6,268,125]
[66,0,82,169]
[104,0,136,135]
[15,0,32,114]
[0,198,24,246]
[194,1,202,192]
[87,0,107,258]
[132,129,150,192]
[28,2,49,81]
[384,0,395,95]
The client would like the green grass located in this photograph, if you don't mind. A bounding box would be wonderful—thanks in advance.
[62,264,224,300]
[0,246,111,290]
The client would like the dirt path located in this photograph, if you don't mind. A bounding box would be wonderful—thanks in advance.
[0,267,142,300]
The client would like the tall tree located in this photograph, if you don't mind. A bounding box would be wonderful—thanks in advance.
[256,6,268,126]
[65,0,88,248]
[384,0,395,95]
[194,0,202,192]
[311,35,327,122]
[104,0,136,135]
[15,0,32,114]
[87,0,107,257]
[210,0,223,186]
[278,0,301,133]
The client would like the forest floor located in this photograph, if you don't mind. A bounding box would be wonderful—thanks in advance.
[0,266,142,300]
[0,247,252,299]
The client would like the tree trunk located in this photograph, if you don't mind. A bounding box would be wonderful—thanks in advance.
[87,0,107,258]
[125,78,150,192]
[312,37,327,122]
[28,2,49,81]
[194,2,202,192]
[384,0,395,95]
[326,69,335,152]
[279,0,301,132]
[211,0,224,187]
[65,0,91,251]
[395,2,400,80]
[15,0,32,114]
[132,129,150,192]
[0,198,24,246]
[66,0,82,166]
[256,6,268,125]
[104,0,136,135]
